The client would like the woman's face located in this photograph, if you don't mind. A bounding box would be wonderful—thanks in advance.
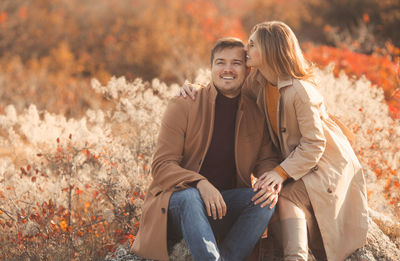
[245,31,278,85]
[245,32,263,68]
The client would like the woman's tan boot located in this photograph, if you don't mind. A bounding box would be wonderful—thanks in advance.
[281,218,308,261]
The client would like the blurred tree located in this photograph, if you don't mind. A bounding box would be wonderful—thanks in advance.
[241,0,312,42]
[0,0,399,118]
[305,0,400,51]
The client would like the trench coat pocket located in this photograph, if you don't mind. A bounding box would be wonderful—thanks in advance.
[149,185,163,196]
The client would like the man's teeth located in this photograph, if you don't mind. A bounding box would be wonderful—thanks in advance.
[222,76,234,80]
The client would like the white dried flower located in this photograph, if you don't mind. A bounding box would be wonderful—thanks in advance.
[103,209,115,223]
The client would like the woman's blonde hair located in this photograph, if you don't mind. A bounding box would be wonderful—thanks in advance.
[251,21,313,80]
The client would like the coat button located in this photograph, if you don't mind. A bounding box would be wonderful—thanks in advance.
[312,165,319,171]
[281,128,287,133]
[161,208,166,214]
[327,188,333,193]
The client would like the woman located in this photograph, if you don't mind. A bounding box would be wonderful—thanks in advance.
[181,21,368,261]
[244,21,368,261]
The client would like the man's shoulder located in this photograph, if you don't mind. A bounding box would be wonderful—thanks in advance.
[241,92,261,111]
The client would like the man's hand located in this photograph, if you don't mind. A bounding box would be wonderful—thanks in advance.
[175,82,198,100]
[196,180,226,220]
[251,183,281,209]
[252,170,284,209]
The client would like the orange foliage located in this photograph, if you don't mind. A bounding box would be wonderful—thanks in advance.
[304,44,400,118]
[0,12,6,24]
[184,0,245,42]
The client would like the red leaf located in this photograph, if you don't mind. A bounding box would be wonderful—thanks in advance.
[75,188,83,195]
[20,168,27,175]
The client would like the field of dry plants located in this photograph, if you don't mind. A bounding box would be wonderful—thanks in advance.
[0,68,399,260]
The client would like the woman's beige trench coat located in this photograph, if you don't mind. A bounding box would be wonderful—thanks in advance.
[245,73,369,261]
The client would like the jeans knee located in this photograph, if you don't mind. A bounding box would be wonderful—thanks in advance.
[236,188,257,203]
[172,188,203,210]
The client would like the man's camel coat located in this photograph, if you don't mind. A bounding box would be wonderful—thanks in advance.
[245,72,369,261]
[132,84,280,260]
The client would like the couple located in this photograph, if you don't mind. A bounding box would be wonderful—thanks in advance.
[132,21,368,261]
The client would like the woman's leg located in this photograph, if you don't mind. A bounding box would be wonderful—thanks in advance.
[279,197,308,261]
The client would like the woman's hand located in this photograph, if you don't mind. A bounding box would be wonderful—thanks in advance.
[176,81,198,100]
[254,170,284,191]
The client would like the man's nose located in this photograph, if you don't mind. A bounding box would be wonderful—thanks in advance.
[223,64,233,73]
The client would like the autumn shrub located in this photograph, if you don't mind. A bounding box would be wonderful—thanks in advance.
[304,44,400,119]
[0,46,112,119]
[0,77,178,259]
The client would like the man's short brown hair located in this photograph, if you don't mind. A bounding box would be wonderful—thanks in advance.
[210,37,245,65]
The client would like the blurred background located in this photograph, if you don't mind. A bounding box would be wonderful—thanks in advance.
[0,0,399,118]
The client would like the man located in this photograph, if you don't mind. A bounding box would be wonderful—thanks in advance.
[132,38,280,261]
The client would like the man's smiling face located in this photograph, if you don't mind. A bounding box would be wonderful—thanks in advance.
[211,47,247,98]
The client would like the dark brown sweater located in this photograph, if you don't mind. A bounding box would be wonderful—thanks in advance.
[199,89,239,191]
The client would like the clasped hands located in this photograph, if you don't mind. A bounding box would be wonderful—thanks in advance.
[252,170,284,208]
[196,170,283,220]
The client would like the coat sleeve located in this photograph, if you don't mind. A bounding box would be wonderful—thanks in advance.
[279,85,327,180]
[151,98,206,192]
[252,125,281,178]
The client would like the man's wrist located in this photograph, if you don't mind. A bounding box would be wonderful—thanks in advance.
[196,179,208,188]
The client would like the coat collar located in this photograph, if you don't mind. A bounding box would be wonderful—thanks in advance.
[206,82,219,104]
[253,71,294,109]
[277,78,293,90]
[254,69,293,90]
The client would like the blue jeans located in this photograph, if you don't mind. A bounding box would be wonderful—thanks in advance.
[168,187,275,261]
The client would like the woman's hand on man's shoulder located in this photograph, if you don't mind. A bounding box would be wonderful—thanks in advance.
[175,81,201,100]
